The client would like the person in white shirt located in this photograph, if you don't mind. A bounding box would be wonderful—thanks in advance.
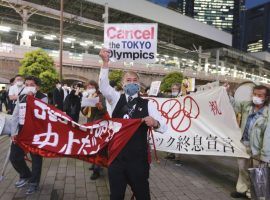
[99,49,167,200]
[8,75,24,114]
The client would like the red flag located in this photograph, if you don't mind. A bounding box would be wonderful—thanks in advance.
[16,96,142,167]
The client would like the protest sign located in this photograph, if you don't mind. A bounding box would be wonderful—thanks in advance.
[104,23,158,63]
[148,87,249,158]
[16,96,142,167]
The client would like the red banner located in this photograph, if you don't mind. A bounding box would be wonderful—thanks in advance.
[16,96,142,167]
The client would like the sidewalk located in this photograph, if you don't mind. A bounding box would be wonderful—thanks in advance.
[0,136,242,200]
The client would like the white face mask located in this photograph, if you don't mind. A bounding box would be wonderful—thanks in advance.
[171,91,179,97]
[82,91,88,97]
[252,96,265,105]
[21,86,37,95]
[16,81,24,87]
[56,84,61,89]
[87,88,96,95]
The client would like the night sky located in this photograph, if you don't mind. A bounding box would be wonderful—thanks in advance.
[245,0,270,9]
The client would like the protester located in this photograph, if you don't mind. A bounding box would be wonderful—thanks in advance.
[229,84,269,199]
[63,82,83,122]
[7,77,15,114]
[62,83,70,101]
[0,87,8,112]
[99,48,167,200]
[9,76,47,195]
[164,82,184,164]
[53,80,64,111]
[81,80,107,180]
[8,75,24,114]
[171,83,182,97]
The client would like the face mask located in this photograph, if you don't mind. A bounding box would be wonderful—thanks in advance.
[82,91,88,97]
[16,81,24,87]
[123,83,140,96]
[21,86,37,95]
[172,91,179,97]
[252,96,265,105]
[87,89,96,95]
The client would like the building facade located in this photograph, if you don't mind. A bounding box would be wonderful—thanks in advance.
[237,2,270,53]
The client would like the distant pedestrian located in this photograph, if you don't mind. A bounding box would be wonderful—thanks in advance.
[64,82,83,122]
[53,81,64,111]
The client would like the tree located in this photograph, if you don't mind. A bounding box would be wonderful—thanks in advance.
[109,70,124,90]
[160,71,183,92]
[19,49,59,93]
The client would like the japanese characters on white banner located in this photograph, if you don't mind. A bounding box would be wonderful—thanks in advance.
[104,23,158,63]
[148,87,249,158]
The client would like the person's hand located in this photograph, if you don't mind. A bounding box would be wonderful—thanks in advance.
[143,116,159,128]
[11,135,16,142]
[223,83,230,92]
[99,48,110,66]
[75,88,80,95]
[96,102,103,110]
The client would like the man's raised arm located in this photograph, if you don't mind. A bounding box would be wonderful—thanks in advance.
[98,49,120,111]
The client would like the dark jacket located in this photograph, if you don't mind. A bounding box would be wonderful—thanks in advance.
[53,87,64,110]
[63,90,82,122]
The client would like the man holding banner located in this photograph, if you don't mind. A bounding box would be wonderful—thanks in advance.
[99,48,167,200]
[9,76,48,195]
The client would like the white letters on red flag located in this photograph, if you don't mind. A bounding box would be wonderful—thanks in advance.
[149,87,249,158]
[16,96,142,167]
[104,23,158,63]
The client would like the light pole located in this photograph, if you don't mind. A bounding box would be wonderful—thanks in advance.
[59,0,64,81]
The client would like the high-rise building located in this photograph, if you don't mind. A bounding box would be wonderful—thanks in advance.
[193,0,235,32]
[237,2,270,53]
[148,0,194,17]
[148,1,241,33]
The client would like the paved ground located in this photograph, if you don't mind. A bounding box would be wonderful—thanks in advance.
[0,135,248,200]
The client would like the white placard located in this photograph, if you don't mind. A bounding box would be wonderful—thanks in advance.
[104,23,158,63]
[148,81,161,96]
[81,97,99,107]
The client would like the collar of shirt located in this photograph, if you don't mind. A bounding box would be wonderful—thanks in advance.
[125,93,138,102]
[252,106,265,115]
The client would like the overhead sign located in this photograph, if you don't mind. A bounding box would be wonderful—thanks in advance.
[104,23,158,63]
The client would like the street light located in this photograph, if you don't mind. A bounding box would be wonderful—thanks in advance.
[0,26,11,32]
[59,0,64,82]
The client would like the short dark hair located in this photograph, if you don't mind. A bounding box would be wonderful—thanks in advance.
[55,80,61,84]
[87,80,99,90]
[10,77,15,84]
[14,74,23,79]
[253,85,270,105]
[73,81,83,88]
[25,76,41,86]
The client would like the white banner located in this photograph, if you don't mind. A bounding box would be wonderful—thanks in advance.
[149,87,249,158]
[104,23,158,63]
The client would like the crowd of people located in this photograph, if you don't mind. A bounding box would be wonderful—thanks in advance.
[0,49,269,199]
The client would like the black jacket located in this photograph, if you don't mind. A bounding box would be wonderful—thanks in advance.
[53,87,64,110]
